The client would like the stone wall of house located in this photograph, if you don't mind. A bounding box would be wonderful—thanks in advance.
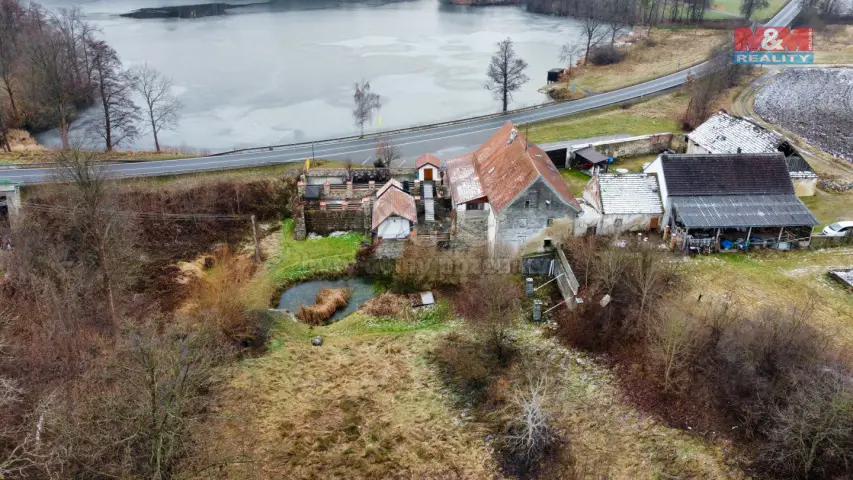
[580,133,675,159]
[495,178,578,250]
[293,203,307,240]
[454,210,489,247]
[304,208,370,235]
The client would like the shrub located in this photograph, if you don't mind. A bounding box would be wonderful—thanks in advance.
[360,292,408,318]
[454,276,521,365]
[587,46,624,65]
[431,333,491,394]
[500,378,560,478]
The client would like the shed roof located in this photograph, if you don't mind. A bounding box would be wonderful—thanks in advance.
[415,154,441,169]
[575,147,609,164]
[687,112,782,154]
[376,179,403,199]
[372,187,417,230]
[598,174,663,215]
[661,153,794,196]
[672,195,818,228]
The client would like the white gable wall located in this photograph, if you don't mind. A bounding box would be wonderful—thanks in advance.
[377,216,411,239]
[418,165,439,182]
[642,155,670,231]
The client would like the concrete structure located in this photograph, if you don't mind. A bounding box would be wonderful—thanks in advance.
[446,122,581,251]
[0,182,20,226]
[582,173,663,235]
[415,154,441,182]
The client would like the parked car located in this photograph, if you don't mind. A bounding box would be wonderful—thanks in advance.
[822,221,853,237]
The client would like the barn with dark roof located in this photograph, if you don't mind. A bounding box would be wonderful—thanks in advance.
[644,153,818,251]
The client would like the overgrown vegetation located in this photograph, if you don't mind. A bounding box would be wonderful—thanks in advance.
[0,148,294,477]
[551,236,853,478]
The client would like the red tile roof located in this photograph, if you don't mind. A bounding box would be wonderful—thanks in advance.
[376,179,403,199]
[446,153,485,205]
[415,154,441,169]
[372,187,417,230]
[450,122,580,213]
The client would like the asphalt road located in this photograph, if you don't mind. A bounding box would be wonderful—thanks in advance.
[0,1,800,185]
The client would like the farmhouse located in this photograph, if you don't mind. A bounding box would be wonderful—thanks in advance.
[686,111,817,196]
[644,153,818,251]
[446,121,580,251]
[372,180,417,240]
[581,173,663,235]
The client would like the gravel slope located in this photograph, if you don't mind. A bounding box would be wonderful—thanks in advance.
[754,68,853,162]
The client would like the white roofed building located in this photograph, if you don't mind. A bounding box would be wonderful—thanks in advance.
[581,173,664,235]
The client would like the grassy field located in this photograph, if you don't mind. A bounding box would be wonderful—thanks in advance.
[190,299,743,478]
[802,191,853,229]
[267,219,367,287]
[565,28,727,94]
[706,0,787,21]
[526,91,687,145]
[561,168,591,196]
[814,25,853,64]
[683,247,853,343]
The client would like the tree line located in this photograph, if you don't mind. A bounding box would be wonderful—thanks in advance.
[0,0,181,153]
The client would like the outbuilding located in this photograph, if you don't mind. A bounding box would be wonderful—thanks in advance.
[582,173,663,235]
[372,180,417,239]
[644,153,819,251]
[415,154,441,182]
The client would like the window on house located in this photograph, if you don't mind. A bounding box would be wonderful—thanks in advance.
[614,218,623,227]
[518,218,527,228]
[525,200,531,208]
[543,238,553,248]
[547,218,554,227]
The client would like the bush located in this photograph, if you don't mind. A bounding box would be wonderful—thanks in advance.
[587,46,624,65]
[500,378,560,478]
[360,292,408,318]
[431,333,492,394]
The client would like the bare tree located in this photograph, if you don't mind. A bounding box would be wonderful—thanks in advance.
[0,0,25,120]
[741,0,770,19]
[55,145,139,322]
[507,376,557,471]
[605,0,635,46]
[485,37,529,113]
[374,136,399,168]
[648,307,700,392]
[129,63,181,153]
[625,247,678,328]
[454,276,521,364]
[559,42,583,92]
[0,101,9,152]
[26,24,76,148]
[579,6,607,63]
[352,79,380,138]
[89,40,139,151]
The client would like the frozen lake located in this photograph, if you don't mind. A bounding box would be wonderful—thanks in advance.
[37,0,586,151]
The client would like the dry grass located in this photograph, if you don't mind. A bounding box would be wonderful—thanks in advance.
[295,287,352,325]
[360,292,409,318]
[814,25,853,64]
[683,247,853,344]
[569,28,728,93]
[527,332,743,479]
[187,315,496,478]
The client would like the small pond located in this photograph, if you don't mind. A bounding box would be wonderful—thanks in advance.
[277,278,376,322]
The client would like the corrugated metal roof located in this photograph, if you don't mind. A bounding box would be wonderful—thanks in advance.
[687,112,782,154]
[661,153,794,196]
[576,147,609,164]
[672,195,818,228]
[372,187,417,230]
[598,174,663,215]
